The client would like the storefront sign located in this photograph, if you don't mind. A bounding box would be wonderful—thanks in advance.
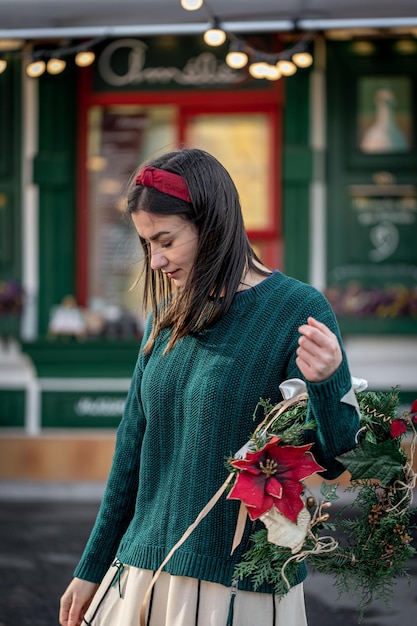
[97,38,238,88]
[75,396,126,417]
[42,391,126,428]
[93,36,266,92]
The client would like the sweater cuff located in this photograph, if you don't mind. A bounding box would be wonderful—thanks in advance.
[74,558,111,584]
[307,357,352,401]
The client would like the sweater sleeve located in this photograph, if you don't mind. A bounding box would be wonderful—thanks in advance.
[284,288,360,479]
[303,356,359,479]
[73,323,151,583]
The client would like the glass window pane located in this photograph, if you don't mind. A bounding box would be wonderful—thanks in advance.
[86,105,176,328]
[186,113,271,230]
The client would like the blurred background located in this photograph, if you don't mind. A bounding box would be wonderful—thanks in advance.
[0,1,416,623]
[0,483,416,626]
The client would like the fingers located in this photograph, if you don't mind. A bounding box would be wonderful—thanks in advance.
[59,579,98,626]
[59,593,82,626]
[298,316,335,343]
[296,316,342,382]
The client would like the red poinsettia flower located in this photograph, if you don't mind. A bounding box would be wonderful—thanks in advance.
[411,399,417,415]
[390,419,408,438]
[227,436,324,523]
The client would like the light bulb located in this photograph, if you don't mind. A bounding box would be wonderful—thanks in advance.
[75,51,95,67]
[264,65,281,81]
[0,59,7,74]
[276,60,297,76]
[26,59,46,78]
[47,57,66,75]
[180,0,203,10]
[203,28,226,47]
[248,62,270,79]
[225,50,248,69]
[292,52,313,68]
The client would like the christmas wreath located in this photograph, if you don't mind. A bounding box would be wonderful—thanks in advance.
[226,385,417,618]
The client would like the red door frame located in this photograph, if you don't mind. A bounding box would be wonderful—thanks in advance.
[76,67,283,306]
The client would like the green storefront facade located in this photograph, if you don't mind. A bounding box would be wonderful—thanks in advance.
[0,33,416,439]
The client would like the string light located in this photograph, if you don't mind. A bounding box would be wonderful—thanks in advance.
[264,65,281,81]
[225,40,249,69]
[224,31,313,79]
[180,0,204,10]
[292,51,313,68]
[248,61,270,79]
[26,59,46,78]
[46,57,66,75]
[75,50,95,67]
[276,59,297,76]
[203,17,226,47]
[0,25,313,82]
[204,29,226,46]
[13,37,104,78]
[226,49,248,68]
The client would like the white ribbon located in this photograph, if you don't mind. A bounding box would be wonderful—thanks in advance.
[279,376,368,417]
[279,378,307,400]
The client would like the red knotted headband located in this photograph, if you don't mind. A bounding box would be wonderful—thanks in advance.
[135,165,192,203]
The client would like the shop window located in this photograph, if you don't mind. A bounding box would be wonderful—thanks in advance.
[85,104,176,332]
[81,98,280,340]
[185,112,271,231]
[326,39,417,333]
[182,108,280,268]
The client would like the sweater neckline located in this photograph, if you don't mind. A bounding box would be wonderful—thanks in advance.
[232,270,279,307]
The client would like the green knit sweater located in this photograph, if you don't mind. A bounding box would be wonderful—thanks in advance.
[74,271,359,592]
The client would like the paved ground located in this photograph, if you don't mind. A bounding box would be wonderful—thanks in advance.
[0,482,416,626]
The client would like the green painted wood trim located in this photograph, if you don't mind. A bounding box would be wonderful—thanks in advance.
[22,340,141,377]
[282,71,312,282]
[33,154,74,186]
[0,56,21,286]
[36,68,77,335]
[339,319,417,335]
[283,146,313,183]
[0,390,25,427]
[282,186,310,283]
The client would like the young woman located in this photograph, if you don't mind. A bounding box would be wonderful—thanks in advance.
[59,148,360,626]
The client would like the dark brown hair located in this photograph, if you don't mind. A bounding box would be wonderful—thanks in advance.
[127,148,269,352]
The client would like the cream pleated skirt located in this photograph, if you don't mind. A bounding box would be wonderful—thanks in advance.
[82,559,308,626]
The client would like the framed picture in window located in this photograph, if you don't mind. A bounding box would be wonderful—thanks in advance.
[357,75,413,154]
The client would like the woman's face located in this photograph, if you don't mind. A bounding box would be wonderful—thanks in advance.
[132,210,199,290]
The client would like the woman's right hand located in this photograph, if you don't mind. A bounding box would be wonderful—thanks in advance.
[59,577,99,626]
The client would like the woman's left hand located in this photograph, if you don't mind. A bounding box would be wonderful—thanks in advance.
[296,316,342,383]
